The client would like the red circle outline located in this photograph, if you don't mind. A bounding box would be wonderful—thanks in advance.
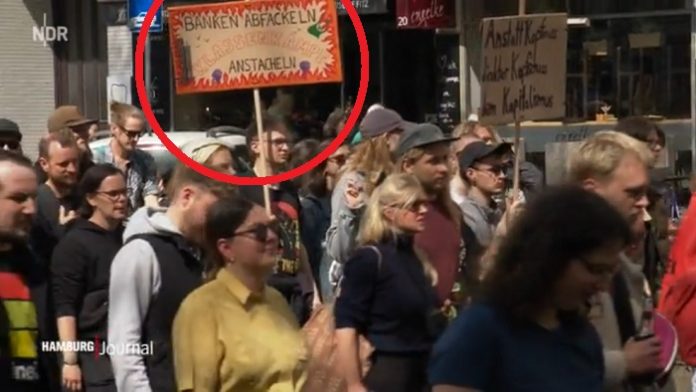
[134,0,369,186]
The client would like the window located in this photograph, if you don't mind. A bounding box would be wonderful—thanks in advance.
[565,15,691,120]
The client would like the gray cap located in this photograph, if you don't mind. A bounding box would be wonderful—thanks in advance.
[458,141,512,170]
[359,108,405,138]
[396,123,457,157]
[0,118,21,140]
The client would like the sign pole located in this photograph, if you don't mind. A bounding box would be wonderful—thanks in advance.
[511,0,525,200]
[145,30,152,131]
[512,112,522,200]
[253,88,272,214]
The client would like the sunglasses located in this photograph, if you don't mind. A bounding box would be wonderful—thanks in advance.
[124,130,143,139]
[389,199,428,212]
[474,164,506,176]
[232,222,280,243]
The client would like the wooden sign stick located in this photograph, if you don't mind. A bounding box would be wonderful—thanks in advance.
[253,88,272,214]
[511,0,525,201]
[512,111,522,201]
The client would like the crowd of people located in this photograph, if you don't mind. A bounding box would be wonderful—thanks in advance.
[0,99,693,392]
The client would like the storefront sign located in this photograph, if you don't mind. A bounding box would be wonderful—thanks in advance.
[129,0,163,33]
[337,0,388,14]
[167,0,343,94]
[480,13,567,125]
[395,0,455,29]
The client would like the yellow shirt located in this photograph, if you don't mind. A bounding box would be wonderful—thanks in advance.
[172,268,308,392]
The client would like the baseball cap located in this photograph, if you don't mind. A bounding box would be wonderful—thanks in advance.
[395,123,457,157]
[47,106,97,133]
[359,108,405,138]
[0,118,21,140]
[458,141,512,170]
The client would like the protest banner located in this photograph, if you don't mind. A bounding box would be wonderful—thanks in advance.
[480,11,567,199]
[167,0,343,94]
[479,13,567,125]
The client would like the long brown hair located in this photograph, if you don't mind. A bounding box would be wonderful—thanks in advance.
[336,134,394,196]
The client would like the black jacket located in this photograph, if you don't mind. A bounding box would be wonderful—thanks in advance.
[0,245,61,391]
[51,219,123,339]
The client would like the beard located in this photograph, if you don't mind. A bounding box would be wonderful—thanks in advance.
[50,173,78,189]
[0,226,30,245]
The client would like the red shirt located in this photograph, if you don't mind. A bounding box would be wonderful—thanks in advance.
[415,202,462,304]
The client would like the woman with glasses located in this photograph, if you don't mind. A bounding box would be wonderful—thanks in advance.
[429,186,633,392]
[172,195,308,392]
[51,164,128,391]
[334,173,441,392]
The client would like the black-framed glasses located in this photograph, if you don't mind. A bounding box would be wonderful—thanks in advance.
[268,138,290,147]
[232,222,280,243]
[97,189,128,200]
[474,164,506,176]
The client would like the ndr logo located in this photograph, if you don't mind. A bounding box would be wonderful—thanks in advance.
[32,13,68,47]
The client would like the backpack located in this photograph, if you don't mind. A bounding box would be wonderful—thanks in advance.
[658,193,696,366]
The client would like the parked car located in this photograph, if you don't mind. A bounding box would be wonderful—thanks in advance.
[89,127,250,175]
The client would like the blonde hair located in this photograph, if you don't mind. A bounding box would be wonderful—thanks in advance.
[337,134,394,195]
[452,121,478,138]
[567,130,654,183]
[358,173,438,285]
[110,101,144,128]
[397,148,462,232]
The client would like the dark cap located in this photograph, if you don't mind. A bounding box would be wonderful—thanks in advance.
[47,106,97,133]
[396,123,457,157]
[0,118,21,140]
[458,141,512,170]
[359,108,405,138]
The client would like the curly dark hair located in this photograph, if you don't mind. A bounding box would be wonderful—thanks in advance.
[479,186,632,319]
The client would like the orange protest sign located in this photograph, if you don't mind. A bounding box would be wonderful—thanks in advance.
[167,0,343,94]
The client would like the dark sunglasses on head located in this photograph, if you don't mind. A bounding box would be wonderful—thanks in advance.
[232,221,280,243]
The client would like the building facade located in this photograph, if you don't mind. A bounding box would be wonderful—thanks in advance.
[4,0,696,168]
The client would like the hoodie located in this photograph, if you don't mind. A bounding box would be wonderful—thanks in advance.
[107,207,184,392]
